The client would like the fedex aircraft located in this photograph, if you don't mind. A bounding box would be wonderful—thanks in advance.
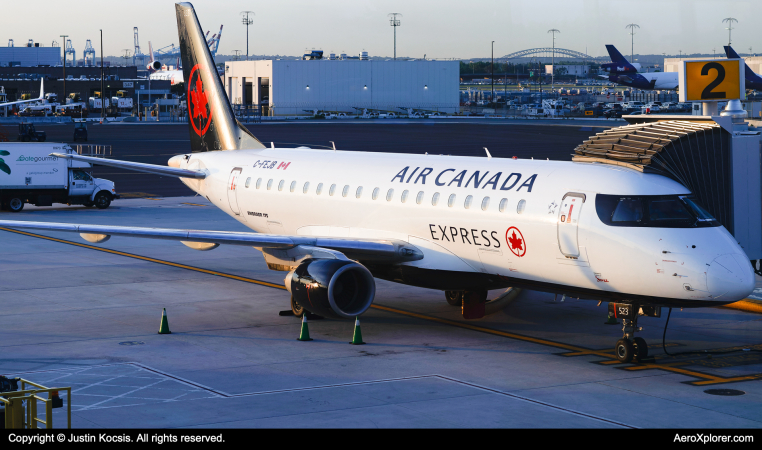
[0,3,754,364]
[603,45,678,90]
[724,45,762,91]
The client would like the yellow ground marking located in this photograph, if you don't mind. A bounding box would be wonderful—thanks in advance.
[0,227,284,290]
[144,198,163,201]
[2,226,760,387]
[180,203,209,207]
[117,192,160,199]
[722,299,762,314]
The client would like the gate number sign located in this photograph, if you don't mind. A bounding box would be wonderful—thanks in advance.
[679,59,745,102]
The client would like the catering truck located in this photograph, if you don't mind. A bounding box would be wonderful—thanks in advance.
[0,143,118,212]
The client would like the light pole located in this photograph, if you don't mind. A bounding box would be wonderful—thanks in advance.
[60,34,68,103]
[233,50,242,61]
[100,29,104,121]
[548,29,559,93]
[388,13,402,60]
[240,11,254,61]
[625,24,639,63]
[722,17,737,46]
[491,41,495,104]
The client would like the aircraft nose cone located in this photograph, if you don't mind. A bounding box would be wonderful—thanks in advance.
[706,254,755,301]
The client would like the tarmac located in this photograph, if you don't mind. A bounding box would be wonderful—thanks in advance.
[1,197,761,429]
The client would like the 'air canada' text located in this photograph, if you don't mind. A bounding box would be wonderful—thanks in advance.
[391,166,537,192]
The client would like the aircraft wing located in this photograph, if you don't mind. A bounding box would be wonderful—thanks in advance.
[0,79,44,108]
[0,221,423,264]
[50,153,207,179]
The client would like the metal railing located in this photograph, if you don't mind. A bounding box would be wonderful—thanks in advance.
[74,144,112,157]
[1,379,71,429]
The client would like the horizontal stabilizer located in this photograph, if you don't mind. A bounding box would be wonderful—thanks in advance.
[50,153,207,179]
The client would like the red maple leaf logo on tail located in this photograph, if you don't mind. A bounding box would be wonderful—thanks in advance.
[191,77,208,119]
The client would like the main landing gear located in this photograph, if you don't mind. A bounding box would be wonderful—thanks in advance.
[609,302,660,363]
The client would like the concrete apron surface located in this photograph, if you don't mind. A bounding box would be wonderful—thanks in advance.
[0,197,760,429]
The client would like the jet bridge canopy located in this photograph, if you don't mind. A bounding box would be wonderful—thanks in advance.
[573,118,762,260]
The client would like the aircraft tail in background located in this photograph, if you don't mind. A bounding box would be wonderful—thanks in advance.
[725,45,762,91]
[602,45,640,73]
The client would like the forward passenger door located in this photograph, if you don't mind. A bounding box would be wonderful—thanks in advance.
[557,193,586,258]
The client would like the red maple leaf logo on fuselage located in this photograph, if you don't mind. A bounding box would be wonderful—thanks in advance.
[508,231,523,251]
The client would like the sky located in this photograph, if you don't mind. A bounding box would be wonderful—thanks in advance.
[4,0,760,59]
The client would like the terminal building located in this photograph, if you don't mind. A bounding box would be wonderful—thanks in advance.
[223,58,459,116]
[0,46,60,67]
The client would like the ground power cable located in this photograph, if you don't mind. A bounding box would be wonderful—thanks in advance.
[661,307,760,358]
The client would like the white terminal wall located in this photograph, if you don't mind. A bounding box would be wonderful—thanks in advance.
[224,60,459,115]
[664,56,762,74]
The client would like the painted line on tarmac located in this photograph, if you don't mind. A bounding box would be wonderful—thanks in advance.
[2,226,760,387]
[0,227,285,290]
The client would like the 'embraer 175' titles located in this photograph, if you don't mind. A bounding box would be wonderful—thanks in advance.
[0,3,754,365]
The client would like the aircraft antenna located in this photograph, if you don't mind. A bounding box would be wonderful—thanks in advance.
[722,17,737,46]
[625,23,639,64]
[240,11,255,61]
[388,13,402,60]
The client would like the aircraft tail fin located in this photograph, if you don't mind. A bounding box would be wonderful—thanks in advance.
[602,45,637,73]
[175,2,264,152]
[724,45,740,59]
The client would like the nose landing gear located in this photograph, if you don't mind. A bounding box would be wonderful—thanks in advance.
[609,303,660,363]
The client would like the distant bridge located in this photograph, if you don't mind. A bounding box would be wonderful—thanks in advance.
[502,48,605,60]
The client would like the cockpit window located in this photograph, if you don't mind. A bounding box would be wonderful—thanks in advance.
[611,198,643,222]
[596,194,719,228]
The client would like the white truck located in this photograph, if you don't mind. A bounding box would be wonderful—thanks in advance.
[0,143,118,212]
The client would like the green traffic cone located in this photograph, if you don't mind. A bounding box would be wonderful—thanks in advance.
[158,308,171,334]
[349,317,365,345]
[297,314,313,341]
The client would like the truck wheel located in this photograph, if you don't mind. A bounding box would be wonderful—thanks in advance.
[94,192,111,209]
[8,197,24,212]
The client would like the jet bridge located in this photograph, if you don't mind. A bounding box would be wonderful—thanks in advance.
[573,111,762,264]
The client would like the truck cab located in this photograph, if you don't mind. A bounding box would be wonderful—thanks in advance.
[69,169,115,208]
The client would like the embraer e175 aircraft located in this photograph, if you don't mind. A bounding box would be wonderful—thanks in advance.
[0,3,754,364]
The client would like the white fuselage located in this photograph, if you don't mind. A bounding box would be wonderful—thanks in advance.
[169,149,754,305]
[640,72,679,90]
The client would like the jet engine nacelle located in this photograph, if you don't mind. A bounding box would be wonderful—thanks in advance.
[285,259,376,319]
[147,60,162,71]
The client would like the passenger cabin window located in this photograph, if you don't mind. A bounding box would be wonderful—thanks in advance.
[386,189,394,201]
[432,192,440,206]
[278,180,285,191]
[595,194,719,228]
[329,184,337,196]
[290,181,297,192]
[303,182,310,193]
[372,188,380,200]
[416,191,424,205]
[256,178,262,189]
[481,197,490,211]
[447,194,456,207]
[517,199,526,214]
[316,183,324,195]
[499,198,508,212]
[401,190,409,203]
[356,187,363,198]
[267,179,273,190]
[342,185,349,197]
[464,195,473,209]
[245,177,251,188]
